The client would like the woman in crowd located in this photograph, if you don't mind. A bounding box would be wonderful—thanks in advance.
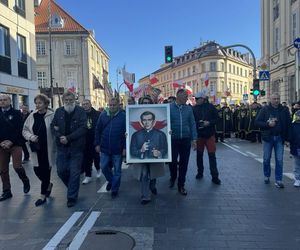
[23,94,55,206]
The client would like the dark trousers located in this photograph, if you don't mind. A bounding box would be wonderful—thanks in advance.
[22,143,29,160]
[169,138,191,188]
[196,136,219,178]
[82,146,100,177]
[0,146,29,193]
[248,131,262,142]
[34,166,51,195]
[215,133,224,142]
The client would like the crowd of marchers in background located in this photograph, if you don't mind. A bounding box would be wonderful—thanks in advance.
[0,90,299,208]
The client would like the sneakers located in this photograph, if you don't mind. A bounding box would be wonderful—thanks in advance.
[106,182,112,191]
[96,169,102,178]
[275,181,284,188]
[264,177,270,184]
[294,180,300,187]
[23,179,30,193]
[178,187,187,196]
[0,191,13,201]
[67,199,76,207]
[212,177,221,185]
[82,176,92,184]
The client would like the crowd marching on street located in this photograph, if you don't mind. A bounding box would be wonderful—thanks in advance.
[0,90,300,208]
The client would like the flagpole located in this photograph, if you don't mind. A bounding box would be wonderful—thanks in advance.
[48,0,54,108]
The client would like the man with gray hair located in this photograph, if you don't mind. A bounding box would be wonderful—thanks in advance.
[0,94,30,201]
[255,93,291,188]
[51,92,87,207]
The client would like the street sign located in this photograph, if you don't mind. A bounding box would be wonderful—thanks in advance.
[243,94,248,101]
[294,38,300,49]
[259,71,270,81]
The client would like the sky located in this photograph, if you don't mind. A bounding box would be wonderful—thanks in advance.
[56,0,261,92]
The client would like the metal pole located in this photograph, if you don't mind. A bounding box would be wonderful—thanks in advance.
[48,0,54,108]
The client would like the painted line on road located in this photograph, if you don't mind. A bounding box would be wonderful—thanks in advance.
[221,142,248,157]
[68,211,101,250]
[246,151,258,157]
[231,144,240,149]
[97,181,108,193]
[43,212,83,250]
[283,172,294,180]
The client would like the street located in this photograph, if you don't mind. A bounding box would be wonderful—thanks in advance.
[0,138,299,250]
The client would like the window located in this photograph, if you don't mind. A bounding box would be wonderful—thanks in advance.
[187,67,190,76]
[245,69,247,77]
[37,71,47,87]
[220,62,224,72]
[183,69,186,77]
[192,65,196,73]
[273,0,279,21]
[0,0,8,6]
[65,40,75,56]
[229,64,231,73]
[96,51,99,63]
[210,62,216,71]
[233,83,235,93]
[240,84,242,94]
[173,73,176,80]
[201,63,206,72]
[274,27,280,53]
[178,71,181,79]
[233,65,235,74]
[0,25,11,74]
[66,70,77,89]
[15,0,26,17]
[292,13,297,41]
[36,40,46,56]
[17,34,27,78]
[91,45,94,60]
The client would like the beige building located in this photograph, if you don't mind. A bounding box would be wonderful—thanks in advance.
[139,42,254,104]
[35,0,109,109]
[261,0,300,104]
[0,0,38,109]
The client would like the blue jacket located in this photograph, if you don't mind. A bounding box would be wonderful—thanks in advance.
[95,110,126,155]
[290,122,300,156]
[170,102,197,140]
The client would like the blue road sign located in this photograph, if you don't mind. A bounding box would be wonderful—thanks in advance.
[259,71,270,81]
[294,38,300,49]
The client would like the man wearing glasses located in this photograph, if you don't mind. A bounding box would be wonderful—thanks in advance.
[51,92,87,207]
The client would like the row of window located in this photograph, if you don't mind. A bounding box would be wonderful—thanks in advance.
[0,24,27,78]
[90,45,108,70]
[1,0,26,18]
[37,70,78,89]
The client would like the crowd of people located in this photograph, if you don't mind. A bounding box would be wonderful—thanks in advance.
[0,90,299,207]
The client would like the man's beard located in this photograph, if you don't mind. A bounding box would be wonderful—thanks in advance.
[64,103,76,113]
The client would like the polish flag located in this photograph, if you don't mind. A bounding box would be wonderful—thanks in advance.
[204,73,209,87]
[122,68,135,92]
[185,85,193,95]
[150,74,159,84]
[172,80,184,88]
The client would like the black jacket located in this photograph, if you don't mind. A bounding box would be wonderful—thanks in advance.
[86,108,100,139]
[0,107,24,146]
[290,122,300,156]
[193,101,218,138]
[255,104,291,142]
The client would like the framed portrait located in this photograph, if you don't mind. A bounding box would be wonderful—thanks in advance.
[126,104,172,163]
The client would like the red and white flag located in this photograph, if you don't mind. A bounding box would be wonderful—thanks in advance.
[122,68,135,92]
[150,74,159,84]
[185,85,193,95]
[172,80,184,88]
[204,73,209,87]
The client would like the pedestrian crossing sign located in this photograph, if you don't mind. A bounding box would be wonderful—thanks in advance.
[259,71,270,81]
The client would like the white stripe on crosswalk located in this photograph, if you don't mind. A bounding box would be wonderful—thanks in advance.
[246,151,258,157]
[68,211,101,250]
[283,172,294,180]
[97,181,108,193]
[43,212,83,250]
[222,142,248,157]
[231,144,240,149]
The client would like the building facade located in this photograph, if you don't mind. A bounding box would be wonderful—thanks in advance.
[139,42,254,104]
[0,0,38,109]
[35,0,109,109]
[261,0,300,104]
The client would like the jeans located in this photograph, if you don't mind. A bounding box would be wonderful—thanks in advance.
[56,148,83,200]
[140,164,151,201]
[263,136,284,181]
[100,153,122,193]
[294,156,300,180]
[169,138,191,188]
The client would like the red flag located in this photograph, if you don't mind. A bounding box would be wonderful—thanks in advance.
[172,81,184,88]
[150,74,159,84]
[124,80,133,92]
[185,85,193,95]
[122,68,135,92]
[204,73,209,87]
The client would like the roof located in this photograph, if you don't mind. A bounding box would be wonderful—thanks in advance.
[35,0,89,34]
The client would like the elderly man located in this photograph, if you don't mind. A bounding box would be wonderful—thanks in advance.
[95,97,126,198]
[255,93,291,188]
[51,92,87,207]
[0,94,30,201]
[193,91,221,184]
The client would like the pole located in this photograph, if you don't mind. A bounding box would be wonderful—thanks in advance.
[48,0,54,108]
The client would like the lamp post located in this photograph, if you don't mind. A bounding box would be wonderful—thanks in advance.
[48,0,54,108]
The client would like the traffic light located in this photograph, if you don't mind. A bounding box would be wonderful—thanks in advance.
[165,46,173,63]
[253,79,260,96]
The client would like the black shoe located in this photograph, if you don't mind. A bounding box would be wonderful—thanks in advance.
[106,182,112,191]
[141,200,151,205]
[195,173,203,179]
[150,188,157,195]
[212,177,221,185]
[35,198,46,207]
[23,179,30,193]
[0,192,12,201]
[67,199,76,207]
[45,183,53,197]
[111,191,118,198]
[169,179,175,188]
[178,187,187,196]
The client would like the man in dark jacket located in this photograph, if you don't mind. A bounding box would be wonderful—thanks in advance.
[0,94,30,201]
[81,99,101,184]
[193,91,221,184]
[95,97,126,198]
[255,93,291,188]
[51,92,87,207]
